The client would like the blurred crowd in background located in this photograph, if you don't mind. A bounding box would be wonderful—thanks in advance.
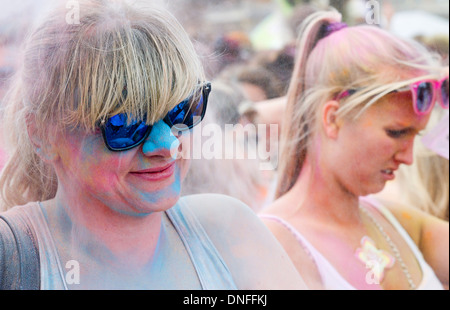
[1,0,449,216]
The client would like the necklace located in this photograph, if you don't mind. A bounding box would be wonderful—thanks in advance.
[358,205,416,290]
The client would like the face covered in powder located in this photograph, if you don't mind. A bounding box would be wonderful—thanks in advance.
[49,118,191,217]
[322,90,431,197]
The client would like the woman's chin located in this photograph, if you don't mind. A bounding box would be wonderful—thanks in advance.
[136,195,181,214]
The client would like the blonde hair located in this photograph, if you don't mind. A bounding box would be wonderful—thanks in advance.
[406,151,449,221]
[276,10,443,198]
[0,0,205,210]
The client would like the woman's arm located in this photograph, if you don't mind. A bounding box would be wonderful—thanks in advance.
[418,212,449,287]
[388,204,449,287]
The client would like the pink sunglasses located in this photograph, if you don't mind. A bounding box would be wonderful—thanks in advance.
[336,76,449,116]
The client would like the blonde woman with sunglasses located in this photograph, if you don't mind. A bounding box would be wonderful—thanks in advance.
[260,10,449,290]
[0,0,307,290]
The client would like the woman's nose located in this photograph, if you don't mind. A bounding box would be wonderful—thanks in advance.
[394,138,415,166]
[142,120,180,159]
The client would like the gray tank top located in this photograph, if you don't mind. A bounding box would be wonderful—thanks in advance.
[1,199,237,290]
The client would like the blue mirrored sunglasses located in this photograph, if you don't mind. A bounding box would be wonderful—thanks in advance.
[100,83,211,152]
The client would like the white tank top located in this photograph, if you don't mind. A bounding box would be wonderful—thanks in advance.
[260,196,444,290]
[16,200,237,290]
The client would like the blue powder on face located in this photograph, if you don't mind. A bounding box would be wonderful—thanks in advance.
[137,168,181,204]
[89,119,183,217]
[132,120,183,215]
[142,120,180,158]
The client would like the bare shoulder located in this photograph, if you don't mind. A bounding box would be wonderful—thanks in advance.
[182,194,260,229]
[180,194,307,290]
[374,198,423,243]
[181,194,284,251]
[375,197,449,285]
[368,196,448,246]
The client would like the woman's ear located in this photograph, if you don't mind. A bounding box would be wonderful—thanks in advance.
[26,115,59,163]
[322,100,341,140]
